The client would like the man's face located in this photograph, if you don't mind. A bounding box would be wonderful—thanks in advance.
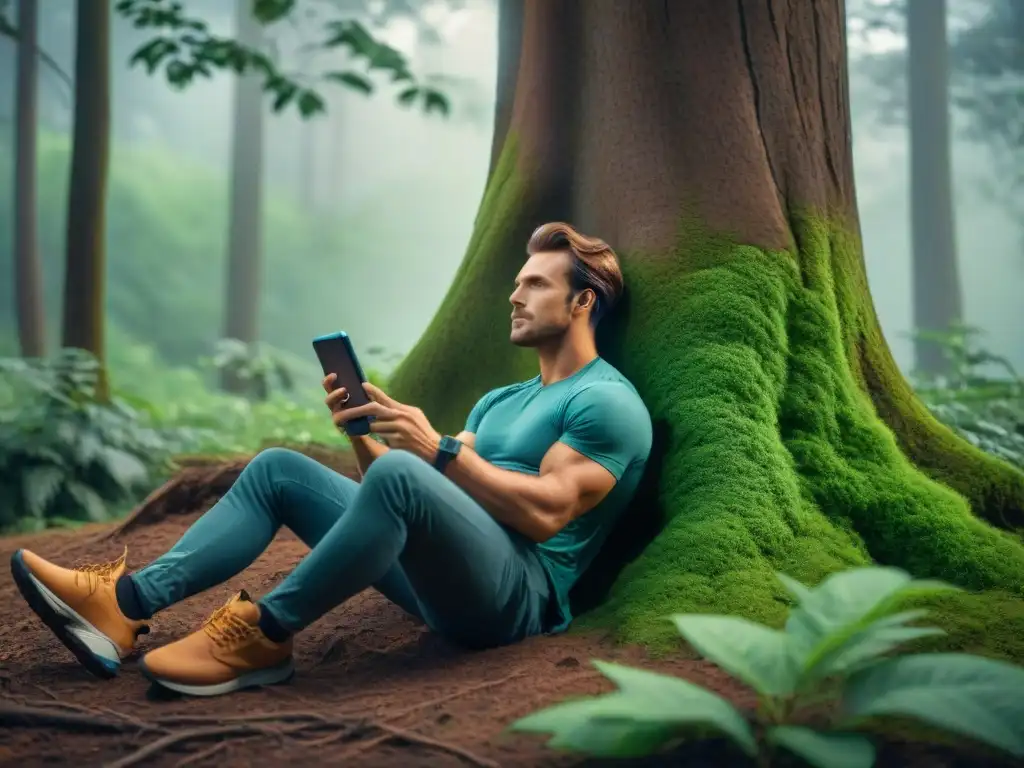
[509,250,580,347]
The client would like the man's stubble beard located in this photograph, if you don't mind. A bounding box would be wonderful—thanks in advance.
[510,319,570,348]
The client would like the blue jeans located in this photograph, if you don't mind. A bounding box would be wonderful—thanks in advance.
[130,447,553,649]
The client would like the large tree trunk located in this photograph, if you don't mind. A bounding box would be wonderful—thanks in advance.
[907,0,962,377]
[13,0,46,358]
[220,0,266,394]
[387,0,1024,645]
[62,0,110,399]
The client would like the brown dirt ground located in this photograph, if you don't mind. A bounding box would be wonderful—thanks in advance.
[0,456,1019,768]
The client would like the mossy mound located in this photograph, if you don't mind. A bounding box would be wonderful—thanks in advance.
[574,217,1024,661]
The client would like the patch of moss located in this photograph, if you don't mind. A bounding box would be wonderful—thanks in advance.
[576,215,1024,661]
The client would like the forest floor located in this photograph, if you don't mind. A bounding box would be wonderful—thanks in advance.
[1,456,1020,768]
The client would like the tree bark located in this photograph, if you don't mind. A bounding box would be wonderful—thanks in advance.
[62,0,111,399]
[907,0,962,377]
[486,0,524,180]
[387,0,1024,645]
[220,0,266,394]
[13,0,46,358]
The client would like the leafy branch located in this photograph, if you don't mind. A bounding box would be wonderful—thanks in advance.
[115,0,452,118]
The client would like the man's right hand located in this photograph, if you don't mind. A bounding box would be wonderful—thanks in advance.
[322,373,351,412]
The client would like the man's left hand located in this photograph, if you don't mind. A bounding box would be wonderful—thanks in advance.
[333,382,442,463]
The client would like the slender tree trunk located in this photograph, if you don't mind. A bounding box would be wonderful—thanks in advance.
[13,0,46,358]
[62,0,110,399]
[220,0,266,394]
[907,0,962,377]
[387,0,1024,643]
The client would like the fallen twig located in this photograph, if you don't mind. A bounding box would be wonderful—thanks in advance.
[374,721,500,768]
[104,725,260,768]
[0,702,138,733]
[382,669,525,722]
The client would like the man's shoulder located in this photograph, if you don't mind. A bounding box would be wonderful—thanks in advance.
[569,361,650,416]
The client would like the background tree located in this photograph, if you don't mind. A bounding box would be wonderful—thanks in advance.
[951,0,1024,227]
[386,0,1024,644]
[220,0,268,395]
[907,0,962,377]
[62,0,112,398]
[13,0,46,358]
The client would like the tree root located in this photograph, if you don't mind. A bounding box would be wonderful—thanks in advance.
[101,461,249,540]
[100,446,360,540]
[0,698,500,768]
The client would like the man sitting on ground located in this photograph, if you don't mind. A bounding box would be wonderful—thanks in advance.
[11,222,654,698]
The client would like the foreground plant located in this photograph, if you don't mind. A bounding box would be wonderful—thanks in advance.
[509,566,1024,767]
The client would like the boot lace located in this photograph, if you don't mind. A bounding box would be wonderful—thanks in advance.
[202,602,258,648]
[71,550,126,593]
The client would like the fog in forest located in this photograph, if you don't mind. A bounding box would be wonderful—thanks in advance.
[0,0,1020,382]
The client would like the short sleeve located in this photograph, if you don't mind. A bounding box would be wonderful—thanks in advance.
[464,388,499,433]
[558,383,652,481]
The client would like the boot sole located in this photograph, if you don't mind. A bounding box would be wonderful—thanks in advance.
[10,550,123,680]
[138,656,295,697]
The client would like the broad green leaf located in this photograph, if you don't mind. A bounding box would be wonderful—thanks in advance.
[100,447,149,490]
[802,611,945,682]
[66,481,108,522]
[671,614,802,695]
[842,653,1024,757]
[509,695,685,758]
[509,660,757,756]
[781,568,959,679]
[768,726,876,768]
[22,467,65,517]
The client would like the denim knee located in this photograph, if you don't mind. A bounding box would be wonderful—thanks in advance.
[362,448,430,483]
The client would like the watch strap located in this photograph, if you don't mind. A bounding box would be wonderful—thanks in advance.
[432,435,461,472]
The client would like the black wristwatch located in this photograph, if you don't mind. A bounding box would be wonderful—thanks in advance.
[432,435,462,473]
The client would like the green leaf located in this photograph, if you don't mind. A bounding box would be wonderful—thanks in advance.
[325,71,373,96]
[99,447,149,490]
[768,726,876,768]
[671,614,801,696]
[422,89,450,117]
[66,482,109,523]
[252,0,294,24]
[297,89,325,117]
[842,653,1024,757]
[783,568,957,648]
[508,660,757,757]
[22,467,65,518]
[510,696,686,758]
[778,568,960,686]
[396,86,419,107]
[801,610,946,682]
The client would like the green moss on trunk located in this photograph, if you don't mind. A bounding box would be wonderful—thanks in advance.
[389,145,1024,661]
[574,216,1024,658]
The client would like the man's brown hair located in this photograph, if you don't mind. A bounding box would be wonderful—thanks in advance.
[526,222,624,328]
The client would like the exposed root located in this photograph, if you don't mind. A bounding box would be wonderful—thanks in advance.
[1,698,500,768]
[102,461,249,539]
[101,445,360,539]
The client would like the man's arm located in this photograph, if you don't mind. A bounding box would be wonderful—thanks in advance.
[443,441,616,543]
[350,430,477,480]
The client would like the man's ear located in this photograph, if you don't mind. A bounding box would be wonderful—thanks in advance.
[575,289,595,312]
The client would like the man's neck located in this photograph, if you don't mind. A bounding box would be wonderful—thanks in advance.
[536,336,599,387]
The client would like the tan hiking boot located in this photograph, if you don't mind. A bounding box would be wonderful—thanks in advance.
[10,546,150,679]
[139,590,294,697]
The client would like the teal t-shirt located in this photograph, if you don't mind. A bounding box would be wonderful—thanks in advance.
[463,356,653,633]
